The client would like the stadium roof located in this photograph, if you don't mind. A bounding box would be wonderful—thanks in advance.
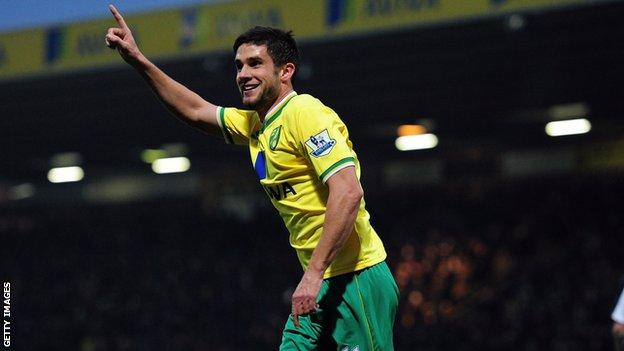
[1,1,623,183]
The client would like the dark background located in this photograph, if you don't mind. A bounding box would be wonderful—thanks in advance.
[1,2,624,350]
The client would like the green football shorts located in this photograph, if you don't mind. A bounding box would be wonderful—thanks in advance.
[279,261,399,351]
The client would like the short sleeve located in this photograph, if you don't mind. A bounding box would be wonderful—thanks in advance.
[295,105,356,183]
[217,106,257,145]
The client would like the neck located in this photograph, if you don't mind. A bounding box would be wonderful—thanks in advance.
[258,87,294,121]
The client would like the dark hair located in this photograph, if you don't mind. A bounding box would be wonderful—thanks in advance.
[233,26,299,72]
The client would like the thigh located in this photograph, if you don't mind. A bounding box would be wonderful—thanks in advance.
[279,314,325,351]
[279,279,337,351]
[332,262,399,351]
[280,262,399,351]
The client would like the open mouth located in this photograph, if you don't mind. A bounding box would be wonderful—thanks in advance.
[241,83,260,92]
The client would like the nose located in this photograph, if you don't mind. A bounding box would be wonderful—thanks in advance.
[238,65,251,82]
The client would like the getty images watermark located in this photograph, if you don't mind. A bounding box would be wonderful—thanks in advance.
[3,282,10,348]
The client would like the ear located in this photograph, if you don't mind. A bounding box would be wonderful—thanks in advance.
[280,62,296,82]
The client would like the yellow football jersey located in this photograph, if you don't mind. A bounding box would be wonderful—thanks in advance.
[216,91,386,278]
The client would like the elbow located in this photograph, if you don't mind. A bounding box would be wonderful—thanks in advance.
[187,105,206,123]
[345,184,363,205]
[326,167,363,207]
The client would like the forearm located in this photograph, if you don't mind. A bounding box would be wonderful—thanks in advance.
[106,5,218,133]
[307,187,362,276]
[134,54,218,131]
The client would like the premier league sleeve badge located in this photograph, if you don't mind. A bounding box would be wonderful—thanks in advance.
[305,129,336,157]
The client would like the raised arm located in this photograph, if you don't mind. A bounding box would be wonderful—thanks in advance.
[105,4,221,137]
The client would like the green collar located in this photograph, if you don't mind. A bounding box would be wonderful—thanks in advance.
[260,91,297,133]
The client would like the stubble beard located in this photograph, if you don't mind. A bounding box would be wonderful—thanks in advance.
[244,83,278,113]
[242,70,281,112]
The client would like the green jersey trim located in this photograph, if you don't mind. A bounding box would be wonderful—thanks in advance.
[218,106,234,144]
[260,92,297,134]
[320,156,356,183]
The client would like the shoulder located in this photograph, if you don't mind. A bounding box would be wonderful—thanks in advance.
[222,106,257,119]
[221,106,260,127]
[283,94,336,123]
[285,94,326,112]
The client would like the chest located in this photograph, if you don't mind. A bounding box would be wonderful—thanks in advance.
[248,124,308,183]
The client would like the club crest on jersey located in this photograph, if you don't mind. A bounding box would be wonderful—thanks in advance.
[269,125,282,150]
[305,129,336,157]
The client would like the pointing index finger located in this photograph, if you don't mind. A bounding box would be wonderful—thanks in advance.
[108,4,129,30]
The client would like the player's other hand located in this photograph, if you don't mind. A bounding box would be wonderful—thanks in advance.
[105,4,142,65]
[291,269,323,328]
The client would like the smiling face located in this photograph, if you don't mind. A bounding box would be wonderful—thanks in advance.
[235,43,282,113]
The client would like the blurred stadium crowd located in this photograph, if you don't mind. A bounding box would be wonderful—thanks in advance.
[2,174,623,350]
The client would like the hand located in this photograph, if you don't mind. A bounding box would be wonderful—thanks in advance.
[291,269,323,328]
[105,4,142,65]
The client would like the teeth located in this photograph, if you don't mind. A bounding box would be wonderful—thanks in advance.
[242,84,259,91]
